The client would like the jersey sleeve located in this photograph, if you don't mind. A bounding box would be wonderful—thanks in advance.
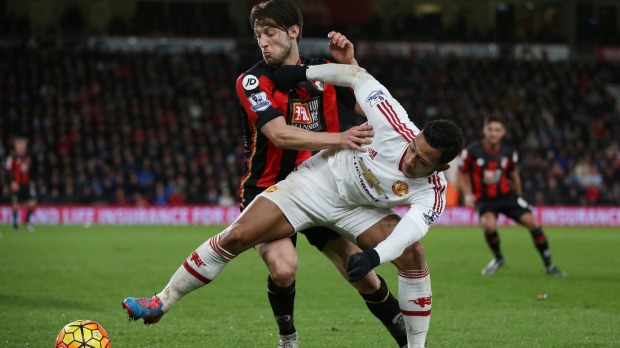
[353,79,418,143]
[374,183,445,264]
[236,72,284,130]
[373,211,430,264]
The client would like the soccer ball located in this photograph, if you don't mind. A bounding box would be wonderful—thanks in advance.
[55,320,111,348]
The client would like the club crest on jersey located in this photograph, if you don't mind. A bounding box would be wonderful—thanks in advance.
[423,209,439,225]
[248,91,271,112]
[288,96,324,131]
[265,185,277,192]
[366,90,387,107]
[391,180,409,197]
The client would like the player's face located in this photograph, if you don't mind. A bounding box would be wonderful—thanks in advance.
[483,121,505,146]
[15,140,27,155]
[254,24,297,67]
[400,134,448,178]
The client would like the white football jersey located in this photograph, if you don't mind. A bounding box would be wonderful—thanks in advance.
[327,79,447,222]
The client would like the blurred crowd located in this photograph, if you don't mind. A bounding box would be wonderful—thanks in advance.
[1,48,619,207]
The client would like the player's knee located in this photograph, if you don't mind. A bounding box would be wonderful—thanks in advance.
[267,257,298,286]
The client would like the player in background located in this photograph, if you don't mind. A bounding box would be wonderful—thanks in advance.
[123,62,465,348]
[5,137,37,232]
[235,1,405,346]
[456,115,566,276]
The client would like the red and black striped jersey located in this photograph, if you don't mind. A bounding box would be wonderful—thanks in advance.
[5,154,32,185]
[458,140,518,200]
[235,57,356,200]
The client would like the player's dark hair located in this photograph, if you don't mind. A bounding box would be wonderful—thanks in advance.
[250,0,303,43]
[422,119,465,165]
[483,115,505,127]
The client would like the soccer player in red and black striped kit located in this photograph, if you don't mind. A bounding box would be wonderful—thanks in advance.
[5,137,37,232]
[235,1,406,346]
[457,116,565,276]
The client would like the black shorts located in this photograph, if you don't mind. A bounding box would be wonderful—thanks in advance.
[12,185,36,202]
[476,192,532,222]
[242,189,341,251]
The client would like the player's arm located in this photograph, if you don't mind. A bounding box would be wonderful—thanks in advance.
[327,31,365,116]
[5,156,18,191]
[261,117,372,152]
[510,168,523,196]
[346,209,431,282]
[236,72,372,152]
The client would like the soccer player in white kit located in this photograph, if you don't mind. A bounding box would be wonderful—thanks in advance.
[123,63,465,348]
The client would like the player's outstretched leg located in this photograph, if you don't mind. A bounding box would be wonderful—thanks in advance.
[123,233,236,325]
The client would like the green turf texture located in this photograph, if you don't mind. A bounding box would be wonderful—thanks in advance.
[0,225,618,347]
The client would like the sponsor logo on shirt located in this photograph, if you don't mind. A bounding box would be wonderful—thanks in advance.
[248,91,271,112]
[366,90,387,107]
[391,180,409,197]
[422,209,439,225]
[265,185,278,193]
[367,148,378,160]
[242,74,259,90]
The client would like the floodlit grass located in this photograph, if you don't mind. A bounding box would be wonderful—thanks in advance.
[0,224,618,347]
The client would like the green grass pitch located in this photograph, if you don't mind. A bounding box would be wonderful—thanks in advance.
[0,225,619,347]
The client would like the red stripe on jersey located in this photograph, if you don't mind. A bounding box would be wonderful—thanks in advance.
[377,101,415,142]
[437,178,446,215]
[182,261,212,284]
[401,309,431,317]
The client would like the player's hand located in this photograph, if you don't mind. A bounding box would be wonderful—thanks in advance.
[464,193,476,208]
[340,124,373,152]
[274,65,309,91]
[10,182,19,192]
[328,31,357,66]
[346,249,380,282]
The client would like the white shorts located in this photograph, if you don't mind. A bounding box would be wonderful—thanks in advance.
[258,152,396,243]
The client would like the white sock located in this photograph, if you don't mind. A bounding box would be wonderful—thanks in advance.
[157,233,236,312]
[398,265,432,348]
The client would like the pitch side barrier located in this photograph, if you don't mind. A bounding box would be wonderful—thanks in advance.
[1,206,618,226]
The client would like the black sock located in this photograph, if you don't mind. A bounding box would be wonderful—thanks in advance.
[25,208,33,224]
[12,210,18,227]
[530,228,551,267]
[267,275,296,336]
[485,230,503,260]
[360,275,407,348]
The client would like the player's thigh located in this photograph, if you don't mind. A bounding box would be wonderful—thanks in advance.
[300,226,340,251]
[506,197,537,229]
[221,197,295,254]
[331,206,397,246]
[320,234,362,270]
